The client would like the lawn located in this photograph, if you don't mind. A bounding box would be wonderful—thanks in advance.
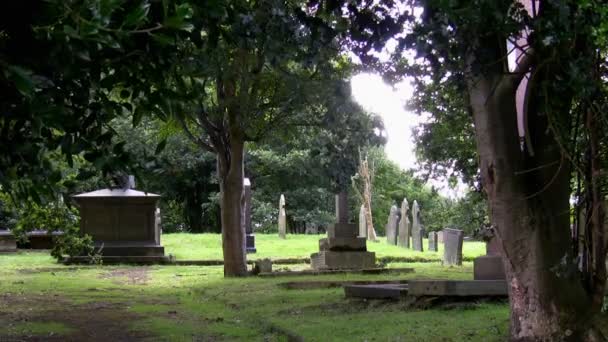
[1,238,605,341]
[162,233,487,262]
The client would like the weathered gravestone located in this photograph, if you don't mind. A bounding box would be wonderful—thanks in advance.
[443,228,464,266]
[244,178,256,253]
[0,229,17,252]
[278,194,286,239]
[474,236,505,280]
[411,200,423,251]
[428,231,438,252]
[437,230,444,243]
[385,205,399,245]
[72,178,168,262]
[358,205,367,238]
[397,198,411,248]
[311,191,376,270]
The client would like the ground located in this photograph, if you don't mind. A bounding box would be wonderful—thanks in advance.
[1,234,606,341]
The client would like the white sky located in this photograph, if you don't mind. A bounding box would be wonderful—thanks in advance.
[350,73,467,198]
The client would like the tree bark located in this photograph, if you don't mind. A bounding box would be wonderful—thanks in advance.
[466,63,606,340]
[217,133,248,277]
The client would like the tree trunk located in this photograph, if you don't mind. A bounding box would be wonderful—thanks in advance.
[359,156,377,240]
[217,136,248,277]
[467,67,605,340]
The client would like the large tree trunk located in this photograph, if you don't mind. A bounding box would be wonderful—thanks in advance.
[467,64,605,340]
[217,135,248,277]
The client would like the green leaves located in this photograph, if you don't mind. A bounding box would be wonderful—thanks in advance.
[163,3,194,32]
[124,2,151,28]
[4,65,35,98]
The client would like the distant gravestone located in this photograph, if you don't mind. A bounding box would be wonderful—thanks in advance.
[397,198,410,248]
[385,205,399,245]
[428,231,438,252]
[244,178,256,253]
[437,230,444,243]
[358,205,367,238]
[443,228,464,266]
[278,194,286,239]
[305,223,319,235]
[411,200,423,251]
[0,230,17,252]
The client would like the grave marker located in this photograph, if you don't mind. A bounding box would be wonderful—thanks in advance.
[278,194,286,239]
[411,200,423,251]
[358,205,367,238]
[443,228,464,266]
[428,231,438,252]
[385,205,399,245]
[398,198,410,248]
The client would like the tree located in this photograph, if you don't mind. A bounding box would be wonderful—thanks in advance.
[395,1,607,339]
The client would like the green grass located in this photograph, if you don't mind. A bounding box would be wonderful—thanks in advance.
[162,233,487,261]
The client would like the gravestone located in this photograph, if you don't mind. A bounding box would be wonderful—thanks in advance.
[305,223,319,235]
[72,179,167,262]
[278,194,286,239]
[411,200,423,251]
[437,230,444,243]
[428,231,438,252]
[244,178,256,253]
[358,205,367,238]
[474,236,506,280]
[0,229,17,252]
[311,191,376,270]
[253,258,272,274]
[397,198,410,248]
[443,228,464,266]
[385,205,399,245]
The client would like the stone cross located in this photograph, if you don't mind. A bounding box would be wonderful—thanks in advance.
[386,205,399,245]
[398,198,410,248]
[358,204,367,238]
[278,194,286,239]
[428,231,438,252]
[443,228,464,266]
[411,200,423,251]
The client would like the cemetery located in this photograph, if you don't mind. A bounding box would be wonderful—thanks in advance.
[1,1,608,341]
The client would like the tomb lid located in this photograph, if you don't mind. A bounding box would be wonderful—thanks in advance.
[73,188,160,198]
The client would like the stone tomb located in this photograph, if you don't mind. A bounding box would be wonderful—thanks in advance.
[72,188,168,262]
[244,178,256,253]
[443,228,464,266]
[428,231,438,252]
[311,192,376,270]
[0,229,17,252]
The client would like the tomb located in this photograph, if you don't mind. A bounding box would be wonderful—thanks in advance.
[72,184,168,263]
[0,229,17,252]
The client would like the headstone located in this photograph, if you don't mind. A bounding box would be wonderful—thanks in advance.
[428,231,438,252]
[385,205,399,245]
[437,230,444,243]
[411,200,423,251]
[72,187,167,262]
[305,223,319,235]
[253,258,273,274]
[311,191,376,270]
[474,235,506,280]
[358,205,367,238]
[278,194,286,239]
[0,229,17,252]
[397,198,410,248]
[443,228,464,266]
[244,178,256,253]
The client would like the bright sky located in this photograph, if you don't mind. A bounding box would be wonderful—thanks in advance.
[350,73,467,198]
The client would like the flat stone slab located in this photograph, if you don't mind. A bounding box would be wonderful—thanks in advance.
[280,279,408,290]
[345,283,409,300]
[408,280,508,296]
[258,267,414,277]
[64,255,172,265]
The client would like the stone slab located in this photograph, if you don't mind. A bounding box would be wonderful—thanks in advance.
[443,228,464,266]
[280,279,408,290]
[408,280,508,296]
[258,267,414,277]
[319,237,367,251]
[344,283,409,300]
[474,255,506,280]
[0,231,17,252]
[64,255,172,265]
[311,250,376,270]
[96,244,165,257]
[327,223,358,239]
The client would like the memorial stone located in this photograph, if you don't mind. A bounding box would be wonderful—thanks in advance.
[397,198,410,248]
[443,228,464,266]
[385,205,399,245]
[474,236,506,280]
[358,205,367,238]
[437,230,444,243]
[244,178,256,253]
[311,191,376,270]
[0,229,17,252]
[411,200,423,251]
[278,194,286,239]
[428,231,438,252]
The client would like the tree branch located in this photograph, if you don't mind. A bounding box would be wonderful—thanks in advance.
[500,48,535,92]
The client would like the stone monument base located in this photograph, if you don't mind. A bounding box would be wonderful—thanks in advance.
[473,255,505,280]
[94,242,166,257]
[311,251,376,270]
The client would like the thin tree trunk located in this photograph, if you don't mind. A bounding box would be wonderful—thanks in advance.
[217,136,248,277]
[360,157,377,240]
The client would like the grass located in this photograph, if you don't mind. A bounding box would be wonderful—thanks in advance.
[1,237,605,341]
[162,233,487,261]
